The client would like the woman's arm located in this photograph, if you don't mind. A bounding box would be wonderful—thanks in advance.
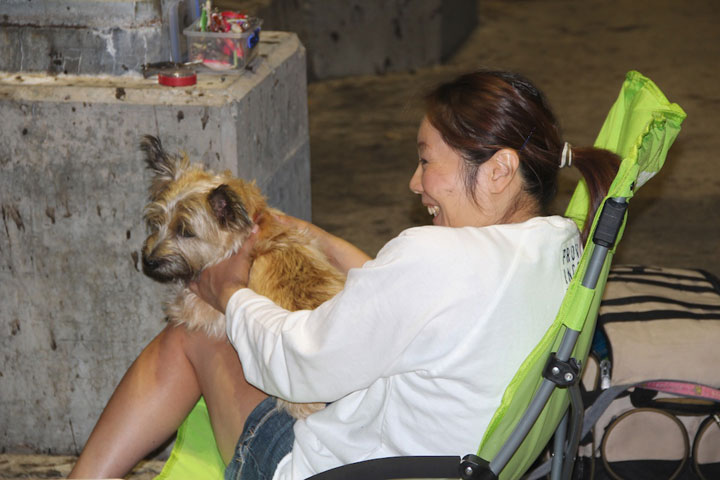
[220,229,459,402]
[192,226,462,403]
[189,216,370,314]
[274,213,371,274]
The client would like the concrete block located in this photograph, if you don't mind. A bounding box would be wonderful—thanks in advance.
[0,31,309,454]
[248,0,477,80]
[0,0,199,74]
[0,24,167,75]
[0,0,160,28]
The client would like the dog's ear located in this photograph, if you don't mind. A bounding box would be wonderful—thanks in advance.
[140,135,185,199]
[208,185,251,229]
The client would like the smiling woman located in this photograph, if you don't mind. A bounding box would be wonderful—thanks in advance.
[411,117,533,228]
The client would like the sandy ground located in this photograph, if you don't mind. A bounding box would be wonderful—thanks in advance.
[2,0,719,478]
[0,455,163,479]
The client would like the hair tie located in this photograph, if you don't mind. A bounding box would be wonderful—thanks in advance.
[559,142,573,168]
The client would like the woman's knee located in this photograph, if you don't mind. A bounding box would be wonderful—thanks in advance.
[151,322,207,366]
[154,322,189,352]
[157,322,235,366]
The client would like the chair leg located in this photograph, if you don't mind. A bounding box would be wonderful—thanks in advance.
[562,384,585,480]
[550,412,568,480]
[548,383,585,480]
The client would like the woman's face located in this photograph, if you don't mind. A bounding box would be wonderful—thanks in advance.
[409,117,490,228]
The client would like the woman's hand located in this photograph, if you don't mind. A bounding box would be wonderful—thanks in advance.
[189,225,260,314]
[274,213,371,274]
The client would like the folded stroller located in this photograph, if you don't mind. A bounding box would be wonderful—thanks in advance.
[155,70,687,480]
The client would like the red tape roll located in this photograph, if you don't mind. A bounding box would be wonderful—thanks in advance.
[158,69,197,87]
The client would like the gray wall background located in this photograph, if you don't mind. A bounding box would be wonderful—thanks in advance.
[247,0,477,79]
[0,0,476,79]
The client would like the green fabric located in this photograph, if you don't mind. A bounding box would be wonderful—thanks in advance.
[565,70,687,232]
[155,397,225,480]
[157,71,686,480]
[476,71,685,480]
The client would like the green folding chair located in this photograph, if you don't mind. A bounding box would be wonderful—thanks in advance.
[155,70,686,480]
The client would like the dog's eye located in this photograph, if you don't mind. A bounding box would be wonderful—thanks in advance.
[178,225,195,238]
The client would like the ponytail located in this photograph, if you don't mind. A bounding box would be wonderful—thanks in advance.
[567,146,621,243]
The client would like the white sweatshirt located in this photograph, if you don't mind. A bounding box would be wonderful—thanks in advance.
[225,216,582,480]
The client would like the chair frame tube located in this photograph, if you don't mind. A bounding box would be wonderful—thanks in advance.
[488,328,580,475]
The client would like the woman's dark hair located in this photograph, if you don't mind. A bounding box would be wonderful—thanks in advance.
[424,70,620,243]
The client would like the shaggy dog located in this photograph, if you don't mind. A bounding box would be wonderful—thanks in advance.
[139,135,345,418]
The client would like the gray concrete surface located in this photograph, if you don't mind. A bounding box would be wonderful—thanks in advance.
[1,0,476,79]
[2,0,720,477]
[244,0,477,80]
[0,0,194,75]
[0,31,309,456]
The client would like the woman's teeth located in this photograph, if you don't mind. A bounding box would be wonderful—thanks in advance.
[427,205,439,217]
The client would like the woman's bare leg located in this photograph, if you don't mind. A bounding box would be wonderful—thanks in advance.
[68,323,267,479]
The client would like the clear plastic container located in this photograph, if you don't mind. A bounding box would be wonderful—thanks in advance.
[183,16,263,71]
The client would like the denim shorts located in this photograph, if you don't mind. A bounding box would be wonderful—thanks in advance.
[224,397,296,480]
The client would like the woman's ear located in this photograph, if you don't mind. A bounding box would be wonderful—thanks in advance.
[484,148,521,194]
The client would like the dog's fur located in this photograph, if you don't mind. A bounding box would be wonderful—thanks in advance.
[139,135,345,418]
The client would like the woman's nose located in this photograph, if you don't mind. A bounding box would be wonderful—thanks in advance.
[409,164,422,194]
